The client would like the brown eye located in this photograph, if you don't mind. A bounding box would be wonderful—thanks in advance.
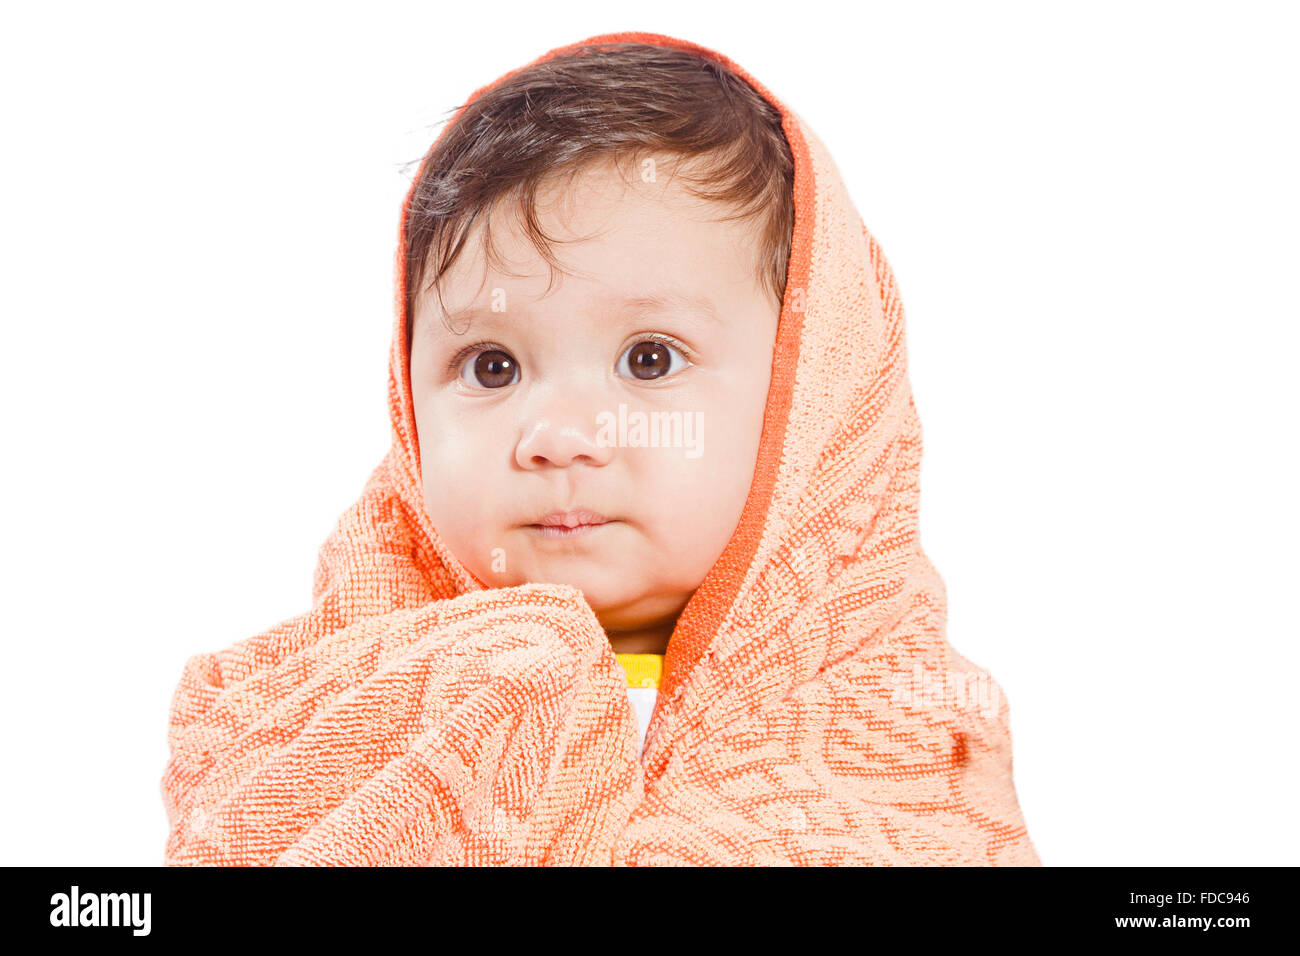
[617,338,689,381]
[460,348,519,389]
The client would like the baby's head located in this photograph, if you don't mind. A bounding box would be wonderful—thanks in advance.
[405,44,794,651]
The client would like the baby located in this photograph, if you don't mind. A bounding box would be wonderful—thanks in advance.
[162,34,1040,867]
[402,45,791,750]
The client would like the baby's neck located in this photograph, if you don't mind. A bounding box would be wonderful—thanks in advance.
[606,621,675,655]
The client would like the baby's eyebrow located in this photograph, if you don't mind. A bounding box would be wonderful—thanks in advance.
[618,291,722,325]
[437,290,722,331]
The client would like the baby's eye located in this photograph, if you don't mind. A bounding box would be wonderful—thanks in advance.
[458,348,520,389]
[615,337,691,381]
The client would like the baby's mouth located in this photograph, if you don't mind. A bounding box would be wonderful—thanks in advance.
[527,523,612,540]
[526,508,614,539]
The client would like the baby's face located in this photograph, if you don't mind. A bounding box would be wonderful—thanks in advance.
[409,158,780,644]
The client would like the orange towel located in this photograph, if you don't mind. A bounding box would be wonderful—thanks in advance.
[161,30,1040,866]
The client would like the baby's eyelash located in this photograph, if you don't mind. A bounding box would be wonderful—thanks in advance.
[633,332,695,363]
[444,341,506,376]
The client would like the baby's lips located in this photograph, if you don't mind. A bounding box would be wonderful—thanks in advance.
[530,507,611,528]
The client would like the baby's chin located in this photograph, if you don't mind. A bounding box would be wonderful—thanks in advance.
[468,553,691,626]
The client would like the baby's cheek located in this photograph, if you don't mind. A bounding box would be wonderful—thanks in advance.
[428,481,483,540]
[680,412,762,562]
[432,506,496,583]
[649,459,730,561]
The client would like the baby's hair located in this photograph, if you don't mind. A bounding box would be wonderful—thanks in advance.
[402,42,795,348]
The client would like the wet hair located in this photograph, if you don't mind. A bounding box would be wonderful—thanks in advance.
[402,42,795,348]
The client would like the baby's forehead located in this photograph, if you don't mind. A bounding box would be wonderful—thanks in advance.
[411,163,774,339]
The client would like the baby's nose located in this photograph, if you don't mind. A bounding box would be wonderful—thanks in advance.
[514,396,615,470]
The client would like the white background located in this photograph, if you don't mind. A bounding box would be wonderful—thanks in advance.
[2,0,1296,866]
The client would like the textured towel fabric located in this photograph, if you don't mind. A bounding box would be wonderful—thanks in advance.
[161,30,1040,866]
